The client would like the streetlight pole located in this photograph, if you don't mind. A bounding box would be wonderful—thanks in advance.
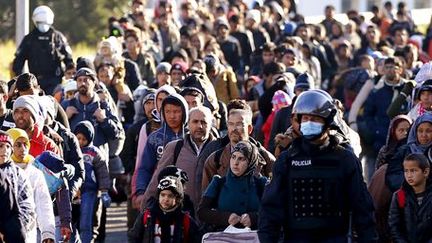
[15,0,29,47]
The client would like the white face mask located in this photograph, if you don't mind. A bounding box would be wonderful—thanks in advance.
[36,23,51,33]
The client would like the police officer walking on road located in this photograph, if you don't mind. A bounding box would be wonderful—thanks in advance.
[258,90,377,242]
[12,5,74,96]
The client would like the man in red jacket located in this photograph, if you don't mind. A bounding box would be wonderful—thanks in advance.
[12,95,60,157]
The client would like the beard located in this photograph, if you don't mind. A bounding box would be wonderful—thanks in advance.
[15,119,31,131]
[78,86,89,95]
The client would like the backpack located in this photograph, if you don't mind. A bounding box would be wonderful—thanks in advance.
[142,208,190,242]
[33,158,65,196]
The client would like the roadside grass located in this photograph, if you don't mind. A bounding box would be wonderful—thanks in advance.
[0,40,95,81]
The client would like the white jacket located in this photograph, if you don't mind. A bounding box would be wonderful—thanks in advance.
[19,163,56,241]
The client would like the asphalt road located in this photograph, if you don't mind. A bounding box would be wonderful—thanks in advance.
[105,202,128,243]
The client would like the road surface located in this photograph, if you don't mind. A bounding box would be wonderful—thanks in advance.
[106,202,128,242]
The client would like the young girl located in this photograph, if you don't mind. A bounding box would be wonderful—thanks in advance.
[388,153,432,242]
[128,176,200,243]
[407,80,432,121]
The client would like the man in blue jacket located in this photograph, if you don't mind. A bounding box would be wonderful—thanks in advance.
[62,67,124,159]
[133,93,188,209]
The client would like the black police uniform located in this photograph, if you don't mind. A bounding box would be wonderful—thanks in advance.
[12,27,73,95]
[258,135,377,242]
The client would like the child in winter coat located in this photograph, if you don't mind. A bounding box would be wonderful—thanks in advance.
[73,121,112,243]
[388,153,432,242]
[261,90,292,149]
[407,80,432,121]
[7,128,56,242]
[128,176,201,243]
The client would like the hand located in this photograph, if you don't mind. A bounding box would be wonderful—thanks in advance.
[228,213,241,225]
[60,226,71,242]
[275,133,291,148]
[93,108,107,122]
[65,106,78,119]
[401,80,415,97]
[42,239,54,243]
[133,194,145,210]
[240,214,251,227]
[101,191,112,208]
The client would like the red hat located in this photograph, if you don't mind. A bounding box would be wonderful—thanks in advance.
[171,62,188,74]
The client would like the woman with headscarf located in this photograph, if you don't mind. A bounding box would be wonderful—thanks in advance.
[197,141,268,231]
[376,115,412,169]
[7,128,56,242]
[368,115,412,242]
[386,113,432,192]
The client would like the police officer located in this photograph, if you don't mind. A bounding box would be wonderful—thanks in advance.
[12,5,74,95]
[258,90,377,242]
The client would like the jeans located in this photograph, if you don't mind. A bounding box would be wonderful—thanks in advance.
[80,190,102,243]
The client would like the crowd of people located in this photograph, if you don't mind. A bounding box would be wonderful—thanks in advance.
[3,0,432,242]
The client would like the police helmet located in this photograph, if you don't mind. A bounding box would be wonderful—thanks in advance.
[32,5,54,26]
[292,89,336,123]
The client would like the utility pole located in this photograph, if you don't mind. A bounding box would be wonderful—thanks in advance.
[15,0,29,46]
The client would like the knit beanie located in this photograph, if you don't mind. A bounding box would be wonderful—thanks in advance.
[74,67,97,82]
[6,128,30,148]
[38,96,56,120]
[171,61,188,75]
[157,166,189,185]
[13,95,40,121]
[156,62,171,74]
[294,72,314,91]
[6,128,32,163]
[0,130,13,147]
[157,176,184,200]
[73,121,95,145]
[272,90,292,111]
[231,141,265,176]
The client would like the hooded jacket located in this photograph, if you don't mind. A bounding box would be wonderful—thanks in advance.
[131,85,175,197]
[134,94,188,196]
[386,113,432,192]
[376,115,412,169]
[74,121,111,192]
